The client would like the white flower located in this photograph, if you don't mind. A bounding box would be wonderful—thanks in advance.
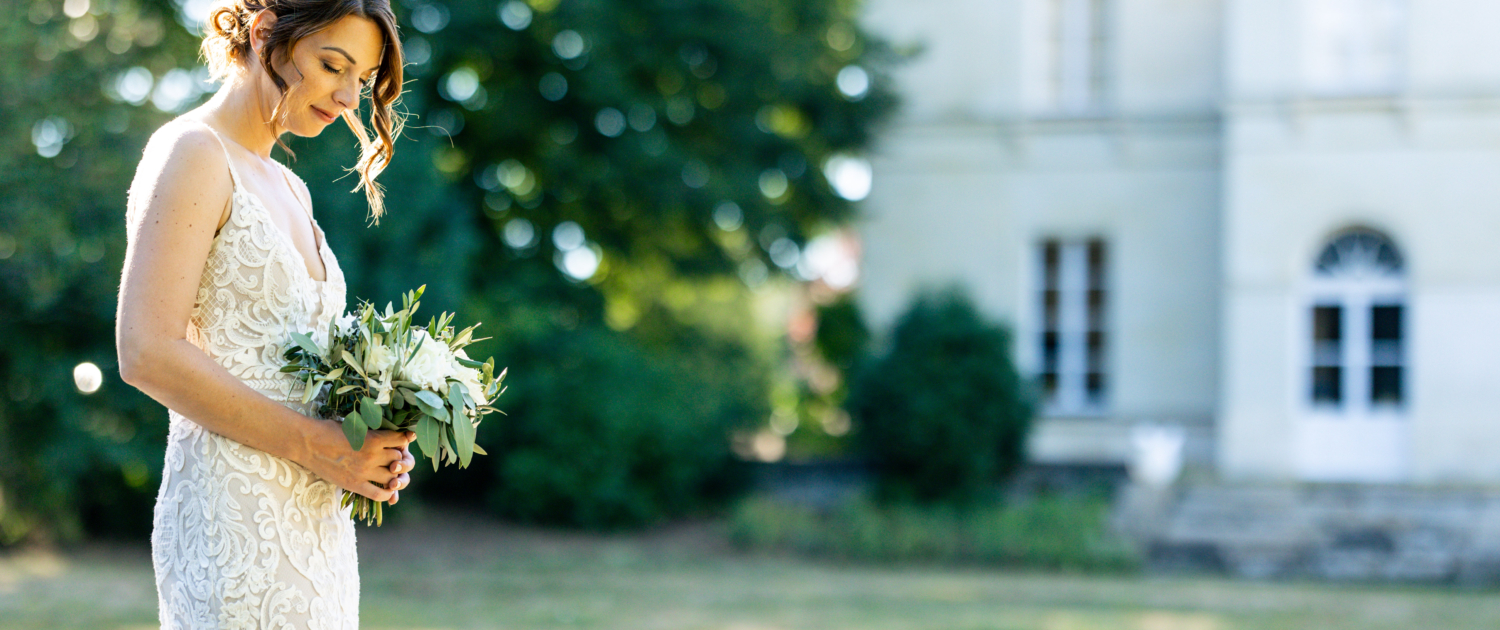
[399,329,455,391]
[335,312,359,336]
[364,343,397,376]
[373,373,393,405]
[450,349,488,405]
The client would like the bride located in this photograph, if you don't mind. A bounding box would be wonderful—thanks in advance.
[116,0,411,626]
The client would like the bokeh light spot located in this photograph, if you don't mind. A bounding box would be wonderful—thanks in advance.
[836,65,870,100]
[411,4,450,33]
[74,362,103,394]
[504,218,537,249]
[561,247,600,281]
[758,168,789,200]
[595,107,626,137]
[552,221,585,251]
[822,154,872,201]
[538,72,568,101]
[498,1,532,30]
[552,30,587,60]
[713,201,743,231]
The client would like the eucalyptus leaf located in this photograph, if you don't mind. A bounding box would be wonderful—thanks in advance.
[446,383,466,414]
[360,397,382,430]
[415,415,439,470]
[454,414,475,468]
[343,413,366,450]
[414,389,445,411]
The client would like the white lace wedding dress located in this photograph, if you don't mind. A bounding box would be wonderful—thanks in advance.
[148,123,357,629]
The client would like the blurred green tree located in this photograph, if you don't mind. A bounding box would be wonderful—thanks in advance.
[0,0,204,542]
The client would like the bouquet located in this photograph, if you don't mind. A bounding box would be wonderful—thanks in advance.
[281,285,507,525]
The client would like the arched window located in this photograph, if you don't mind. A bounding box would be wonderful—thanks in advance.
[1308,228,1406,413]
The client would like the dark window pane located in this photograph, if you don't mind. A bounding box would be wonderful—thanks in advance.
[1313,306,1342,342]
[1042,241,1060,289]
[1043,290,1060,329]
[1086,372,1105,403]
[1087,331,1105,370]
[1313,367,1342,404]
[1040,373,1058,401]
[1372,305,1402,341]
[1042,332,1059,371]
[1087,289,1106,329]
[1087,240,1106,289]
[1371,367,1402,405]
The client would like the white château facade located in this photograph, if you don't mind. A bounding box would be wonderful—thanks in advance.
[857,0,1500,484]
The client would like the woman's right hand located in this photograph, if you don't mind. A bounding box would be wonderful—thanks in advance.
[304,420,416,504]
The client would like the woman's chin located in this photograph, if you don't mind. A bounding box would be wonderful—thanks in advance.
[286,120,331,138]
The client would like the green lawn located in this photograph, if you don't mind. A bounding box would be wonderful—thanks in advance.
[4,510,1500,630]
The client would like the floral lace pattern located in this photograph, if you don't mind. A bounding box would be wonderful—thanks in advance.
[149,123,356,629]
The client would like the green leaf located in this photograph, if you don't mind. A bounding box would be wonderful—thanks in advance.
[454,415,475,468]
[336,384,360,395]
[342,349,368,379]
[415,415,439,470]
[447,383,466,414]
[360,397,382,430]
[414,389,445,412]
[471,443,488,456]
[455,357,484,369]
[289,331,322,358]
[343,413,366,451]
[280,364,302,373]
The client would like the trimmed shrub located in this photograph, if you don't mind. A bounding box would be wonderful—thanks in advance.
[846,288,1033,505]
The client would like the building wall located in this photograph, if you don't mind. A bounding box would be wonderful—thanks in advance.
[859,0,1224,464]
[1221,0,1500,483]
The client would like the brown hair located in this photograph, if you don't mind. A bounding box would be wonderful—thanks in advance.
[201,0,404,222]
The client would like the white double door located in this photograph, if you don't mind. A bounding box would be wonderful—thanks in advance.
[1294,278,1408,482]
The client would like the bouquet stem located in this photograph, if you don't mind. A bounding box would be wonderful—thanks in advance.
[341,490,383,526]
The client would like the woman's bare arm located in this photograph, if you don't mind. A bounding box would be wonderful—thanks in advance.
[116,122,409,501]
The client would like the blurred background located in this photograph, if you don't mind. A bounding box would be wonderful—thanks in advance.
[7,0,1500,628]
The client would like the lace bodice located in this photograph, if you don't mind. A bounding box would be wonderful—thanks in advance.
[150,122,358,629]
[184,139,346,406]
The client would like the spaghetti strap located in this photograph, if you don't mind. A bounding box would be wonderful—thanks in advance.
[186,120,243,189]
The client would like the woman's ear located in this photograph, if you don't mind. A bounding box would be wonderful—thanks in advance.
[248,10,279,57]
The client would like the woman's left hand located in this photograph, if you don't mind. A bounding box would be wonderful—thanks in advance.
[386,433,417,505]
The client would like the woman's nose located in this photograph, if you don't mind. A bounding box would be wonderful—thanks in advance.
[334,85,356,110]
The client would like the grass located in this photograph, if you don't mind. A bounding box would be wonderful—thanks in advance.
[4,509,1500,630]
[729,495,1140,571]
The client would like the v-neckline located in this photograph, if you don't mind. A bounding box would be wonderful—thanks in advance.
[233,174,330,285]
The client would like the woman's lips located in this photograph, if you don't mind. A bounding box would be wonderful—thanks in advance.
[312,106,337,124]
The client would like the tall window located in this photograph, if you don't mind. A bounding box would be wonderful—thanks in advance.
[1046,0,1107,113]
[1309,229,1406,413]
[1039,239,1108,414]
[1303,0,1404,95]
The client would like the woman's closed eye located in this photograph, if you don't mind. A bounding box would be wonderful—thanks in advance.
[322,61,369,88]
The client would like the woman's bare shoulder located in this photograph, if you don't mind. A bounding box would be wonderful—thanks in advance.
[127,118,235,229]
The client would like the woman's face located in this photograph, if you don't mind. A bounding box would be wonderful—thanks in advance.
[254,14,384,137]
